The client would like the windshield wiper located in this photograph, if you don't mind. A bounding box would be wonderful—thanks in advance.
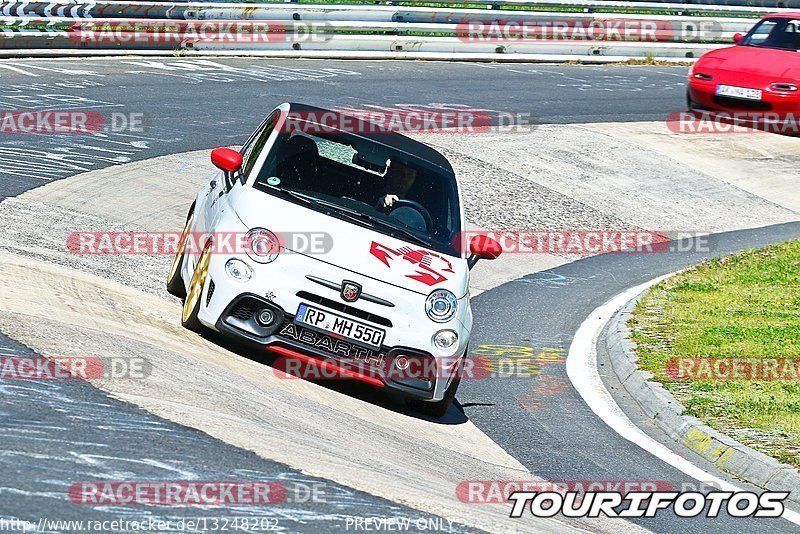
[343,210,438,250]
[261,185,318,207]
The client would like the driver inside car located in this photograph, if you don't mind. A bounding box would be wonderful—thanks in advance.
[377,162,417,209]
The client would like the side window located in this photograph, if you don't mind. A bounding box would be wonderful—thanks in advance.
[235,112,277,189]
[784,20,800,49]
[748,21,776,45]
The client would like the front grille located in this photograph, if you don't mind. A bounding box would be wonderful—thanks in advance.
[712,96,772,111]
[220,295,285,341]
[206,278,215,306]
[230,299,258,320]
[296,291,392,328]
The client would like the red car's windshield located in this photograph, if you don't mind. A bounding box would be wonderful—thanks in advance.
[742,17,800,51]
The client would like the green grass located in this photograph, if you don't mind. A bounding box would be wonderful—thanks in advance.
[629,240,800,468]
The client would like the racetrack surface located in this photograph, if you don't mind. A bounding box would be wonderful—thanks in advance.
[0,58,689,197]
[1,58,799,533]
[466,222,800,534]
[0,333,481,534]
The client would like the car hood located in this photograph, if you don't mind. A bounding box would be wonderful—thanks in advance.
[698,46,800,79]
[231,189,468,298]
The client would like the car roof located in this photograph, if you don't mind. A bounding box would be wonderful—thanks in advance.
[285,102,455,174]
[762,11,800,19]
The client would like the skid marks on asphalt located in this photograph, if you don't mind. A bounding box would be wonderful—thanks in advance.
[117,59,363,85]
[0,59,364,185]
[0,77,157,182]
[518,67,686,92]
[512,270,600,288]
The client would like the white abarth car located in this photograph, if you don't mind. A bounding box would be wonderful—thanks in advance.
[167,103,501,417]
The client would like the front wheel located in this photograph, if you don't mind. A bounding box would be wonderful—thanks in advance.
[181,242,212,333]
[686,87,699,112]
[167,205,194,299]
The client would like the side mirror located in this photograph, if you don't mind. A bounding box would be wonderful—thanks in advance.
[211,147,243,174]
[733,33,744,44]
[467,235,502,269]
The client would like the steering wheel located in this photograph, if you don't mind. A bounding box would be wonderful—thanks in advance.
[388,199,434,231]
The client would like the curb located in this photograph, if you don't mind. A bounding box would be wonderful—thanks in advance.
[606,286,800,506]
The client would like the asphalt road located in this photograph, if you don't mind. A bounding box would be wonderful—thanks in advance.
[464,224,800,533]
[0,329,477,533]
[2,58,798,532]
[0,58,689,198]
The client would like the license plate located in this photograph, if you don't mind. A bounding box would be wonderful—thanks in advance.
[715,85,762,101]
[295,304,385,349]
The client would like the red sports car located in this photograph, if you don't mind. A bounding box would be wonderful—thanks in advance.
[688,13,800,126]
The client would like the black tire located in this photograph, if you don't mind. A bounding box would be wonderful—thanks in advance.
[167,204,195,299]
[686,88,699,113]
[408,356,463,418]
[181,242,211,333]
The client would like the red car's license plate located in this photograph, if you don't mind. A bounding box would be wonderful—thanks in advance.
[716,85,763,101]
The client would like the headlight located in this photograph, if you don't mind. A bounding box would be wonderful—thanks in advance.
[245,228,280,264]
[770,83,798,92]
[433,330,458,351]
[425,289,458,323]
[225,259,252,282]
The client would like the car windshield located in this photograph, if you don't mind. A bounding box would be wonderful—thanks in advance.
[252,127,462,257]
[742,18,800,51]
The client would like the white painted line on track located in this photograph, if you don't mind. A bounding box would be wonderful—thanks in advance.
[566,274,800,526]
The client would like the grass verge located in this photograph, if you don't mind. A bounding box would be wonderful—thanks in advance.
[629,240,800,468]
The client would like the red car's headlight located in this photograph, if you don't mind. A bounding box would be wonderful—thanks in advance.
[770,83,798,92]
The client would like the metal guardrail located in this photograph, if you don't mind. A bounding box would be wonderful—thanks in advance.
[0,0,768,60]
[0,15,757,36]
[0,21,745,45]
[0,30,720,56]
[0,0,788,19]
[345,0,798,9]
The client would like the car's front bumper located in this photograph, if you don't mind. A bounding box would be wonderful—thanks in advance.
[688,78,800,119]
[196,250,470,402]
[212,292,465,401]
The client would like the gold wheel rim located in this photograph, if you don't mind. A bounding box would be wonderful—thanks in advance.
[168,213,193,283]
[182,244,211,323]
